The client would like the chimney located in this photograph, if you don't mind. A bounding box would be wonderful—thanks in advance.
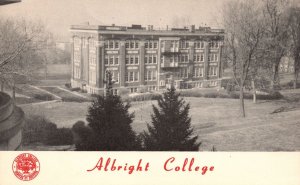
[147,25,153,31]
[190,25,195,33]
[112,24,115,27]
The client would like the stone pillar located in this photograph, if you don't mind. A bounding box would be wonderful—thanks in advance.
[218,44,223,78]
[99,41,105,88]
[95,41,104,88]
[120,41,126,87]
[139,41,145,86]
[204,41,210,80]
[189,41,195,79]
[70,37,74,81]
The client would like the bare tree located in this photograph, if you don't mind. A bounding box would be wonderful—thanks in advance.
[287,6,300,89]
[223,0,265,117]
[0,18,48,97]
[262,0,290,89]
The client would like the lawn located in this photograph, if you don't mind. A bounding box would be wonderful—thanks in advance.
[39,86,89,102]
[20,90,300,151]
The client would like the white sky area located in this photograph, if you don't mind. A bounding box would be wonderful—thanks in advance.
[0,0,228,41]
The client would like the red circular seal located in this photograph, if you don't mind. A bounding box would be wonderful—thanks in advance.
[12,153,40,181]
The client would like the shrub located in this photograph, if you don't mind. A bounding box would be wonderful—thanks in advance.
[23,115,73,146]
[65,83,71,89]
[72,121,95,151]
[70,87,80,91]
[33,94,55,101]
[203,92,219,98]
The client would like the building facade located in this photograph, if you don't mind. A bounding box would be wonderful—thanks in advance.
[70,24,224,94]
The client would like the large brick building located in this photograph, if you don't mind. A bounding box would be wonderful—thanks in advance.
[70,24,224,94]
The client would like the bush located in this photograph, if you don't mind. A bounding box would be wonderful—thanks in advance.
[65,83,71,89]
[229,91,283,100]
[70,87,80,91]
[203,92,219,98]
[33,94,55,101]
[128,93,161,102]
[23,115,73,146]
[72,121,95,151]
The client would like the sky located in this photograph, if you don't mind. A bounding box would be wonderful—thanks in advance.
[0,0,228,41]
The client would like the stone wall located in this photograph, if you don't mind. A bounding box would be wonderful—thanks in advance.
[0,92,24,150]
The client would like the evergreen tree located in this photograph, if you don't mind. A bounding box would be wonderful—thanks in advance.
[85,71,140,151]
[142,86,200,151]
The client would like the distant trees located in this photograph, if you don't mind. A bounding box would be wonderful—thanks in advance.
[142,86,200,151]
[287,5,300,89]
[262,0,290,89]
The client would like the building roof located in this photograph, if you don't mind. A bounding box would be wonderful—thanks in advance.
[70,24,225,37]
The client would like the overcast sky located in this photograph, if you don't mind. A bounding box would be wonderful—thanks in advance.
[0,0,228,41]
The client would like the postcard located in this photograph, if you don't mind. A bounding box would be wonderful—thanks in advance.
[0,0,299,184]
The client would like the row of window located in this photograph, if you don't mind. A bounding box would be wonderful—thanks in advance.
[125,55,139,65]
[161,41,221,49]
[144,70,157,81]
[208,53,218,62]
[125,71,139,82]
[179,66,217,78]
[145,41,158,49]
[105,40,119,49]
[145,55,157,64]
[105,56,119,66]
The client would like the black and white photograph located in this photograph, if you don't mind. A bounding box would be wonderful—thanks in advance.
[0,0,299,152]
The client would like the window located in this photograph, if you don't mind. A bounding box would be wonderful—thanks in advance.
[145,42,148,48]
[125,43,129,48]
[126,56,129,64]
[200,54,204,61]
[210,41,219,49]
[209,53,218,62]
[130,57,134,64]
[209,66,217,76]
[135,56,139,64]
[109,41,114,49]
[194,68,204,77]
[180,40,189,49]
[130,88,138,93]
[185,55,188,62]
[126,71,139,82]
[115,57,119,65]
[153,56,157,64]
[111,71,119,83]
[179,68,188,78]
[145,56,148,63]
[145,70,157,81]
[115,42,119,49]
[130,42,134,48]
[109,57,113,65]
[154,42,158,48]
[135,42,139,48]
[149,56,152,64]
[129,71,134,82]
[149,42,153,49]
